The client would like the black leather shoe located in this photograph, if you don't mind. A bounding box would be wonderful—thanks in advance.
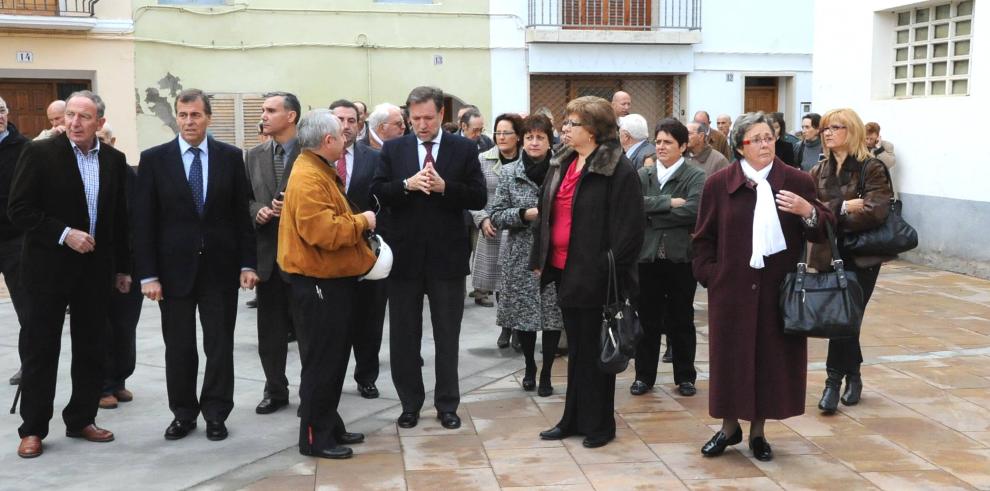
[539,426,571,440]
[164,420,197,440]
[582,435,615,448]
[841,373,863,406]
[300,445,353,459]
[662,345,673,363]
[749,436,773,461]
[701,426,743,456]
[397,411,419,428]
[630,380,651,396]
[819,369,843,414]
[335,432,365,445]
[255,397,289,414]
[357,383,380,399]
[437,412,461,429]
[205,420,228,441]
[678,382,697,397]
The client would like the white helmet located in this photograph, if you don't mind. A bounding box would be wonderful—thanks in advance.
[361,234,392,281]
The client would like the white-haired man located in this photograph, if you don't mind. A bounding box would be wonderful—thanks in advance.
[619,114,654,170]
[685,121,730,177]
[361,103,405,150]
[278,108,377,459]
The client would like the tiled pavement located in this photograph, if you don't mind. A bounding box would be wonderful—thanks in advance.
[3,261,990,490]
[223,261,990,491]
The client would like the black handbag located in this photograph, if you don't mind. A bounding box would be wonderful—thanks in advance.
[841,159,918,256]
[780,223,865,339]
[598,250,642,374]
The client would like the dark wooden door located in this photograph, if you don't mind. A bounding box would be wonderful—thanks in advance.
[744,87,778,114]
[562,0,652,30]
[0,79,91,138]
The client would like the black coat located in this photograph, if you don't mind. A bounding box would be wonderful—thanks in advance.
[7,132,130,292]
[0,123,28,240]
[531,140,645,308]
[134,137,256,297]
[775,139,796,168]
[370,132,487,280]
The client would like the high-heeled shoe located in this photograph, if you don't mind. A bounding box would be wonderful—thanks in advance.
[749,436,773,461]
[841,373,862,406]
[701,426,742,456]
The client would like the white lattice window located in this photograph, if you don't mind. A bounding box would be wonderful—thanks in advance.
[892,0,973,98]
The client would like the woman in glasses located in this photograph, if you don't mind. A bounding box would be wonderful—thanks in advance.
[471,113,523,314]
[693,112,834,461]
[531,96,644,448]
[489,114,563,396]
[809,108,893,414]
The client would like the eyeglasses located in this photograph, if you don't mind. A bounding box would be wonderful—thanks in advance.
[742,136,775,146]
[562,120,583,127]
[493,131,517,137]
[822,125,847,133]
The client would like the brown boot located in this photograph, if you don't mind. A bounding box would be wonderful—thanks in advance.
[17,436,43,458]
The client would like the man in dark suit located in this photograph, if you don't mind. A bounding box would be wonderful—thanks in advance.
[370,86,487,429]
[9,91,131,458]
[0,95,30,388]
[329,99,388,400]
[245,92,301,415]
[134,89,258,442]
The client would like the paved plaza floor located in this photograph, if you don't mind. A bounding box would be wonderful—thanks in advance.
[2,261,990,490]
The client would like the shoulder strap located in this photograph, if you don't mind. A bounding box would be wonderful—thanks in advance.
[856,158,894,198]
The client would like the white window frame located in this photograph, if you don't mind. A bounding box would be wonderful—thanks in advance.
[891,0,973,98]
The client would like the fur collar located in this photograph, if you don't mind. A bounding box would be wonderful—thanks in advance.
[549,139,624,177]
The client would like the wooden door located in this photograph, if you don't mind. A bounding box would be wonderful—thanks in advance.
[562,0,652,30]
[744,87,778,114]
[0,80,56,139]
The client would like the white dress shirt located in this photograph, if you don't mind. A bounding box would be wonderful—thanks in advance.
[416,130,442,169]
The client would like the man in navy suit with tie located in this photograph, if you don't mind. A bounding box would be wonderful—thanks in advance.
[370,87,486,430]
[134,89,258,442]
[329,99,389,400]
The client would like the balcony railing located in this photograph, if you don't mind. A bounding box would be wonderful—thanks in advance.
[528,0,701,31]
[0,0,99,17]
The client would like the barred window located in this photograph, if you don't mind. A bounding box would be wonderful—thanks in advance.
[892,1,973,97]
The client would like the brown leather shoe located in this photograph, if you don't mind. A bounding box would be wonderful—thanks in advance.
[99,394,119,409]
[65,424,114,442]
[18,436,43,458]
[114,389,133,402]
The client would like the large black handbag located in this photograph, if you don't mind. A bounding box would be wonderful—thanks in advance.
[780,223,865,339]
[599,250,642,374]
[841,159,918,256]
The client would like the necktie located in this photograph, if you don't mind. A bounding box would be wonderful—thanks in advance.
[336,149,348,188]
[273,143,285,187]
[188,147,205,216]
[423,141,435,169]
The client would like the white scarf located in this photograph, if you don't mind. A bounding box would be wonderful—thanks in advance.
[656,157,684,188]
[740,159,786,269]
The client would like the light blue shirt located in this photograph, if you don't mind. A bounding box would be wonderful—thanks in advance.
[178,136,209,202]
[59,139,101,245]
[0,130,8,144]
[625,139,645,159]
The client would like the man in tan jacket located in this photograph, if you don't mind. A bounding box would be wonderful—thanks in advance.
[278,108,377,460]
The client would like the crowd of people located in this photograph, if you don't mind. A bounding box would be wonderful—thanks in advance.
[0,85,897,462]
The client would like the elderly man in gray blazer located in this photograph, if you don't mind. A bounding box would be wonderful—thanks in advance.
[619,114,655,170]
[245,92,302,415]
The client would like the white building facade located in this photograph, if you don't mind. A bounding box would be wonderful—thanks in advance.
[489,0,815,135]
[812,0,986,276]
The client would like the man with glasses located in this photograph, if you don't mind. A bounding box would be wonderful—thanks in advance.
[0,96,30,387]
[686,121,730,177]
[362,103,405,151]
[694,110,733,161]
[458,106,494,153]
[329,99,389,400]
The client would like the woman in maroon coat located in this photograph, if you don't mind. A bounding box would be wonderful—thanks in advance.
[692,112,835,462]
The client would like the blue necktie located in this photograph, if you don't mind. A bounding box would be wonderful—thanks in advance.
[188,147,204,216]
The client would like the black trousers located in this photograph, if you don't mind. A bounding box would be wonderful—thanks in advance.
[160,271,238,423]
[290,274,355,452]
[827,262,881,374]
[558,307,616,440]
[351,278,388,386]
[18,256,110,438]
[1,236,28,352]
[389,276,464,413]
[256,265,294,400]
[634,260,698,386]
[102,284,143,394]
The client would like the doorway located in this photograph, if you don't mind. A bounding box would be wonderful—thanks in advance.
[744,77,778,114]
[0,78,91,138]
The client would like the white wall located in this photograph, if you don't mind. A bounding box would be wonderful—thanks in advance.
[489,0,530,118]
[812,0,988,203]
[696,0,814,54]
[528,43,694,73]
